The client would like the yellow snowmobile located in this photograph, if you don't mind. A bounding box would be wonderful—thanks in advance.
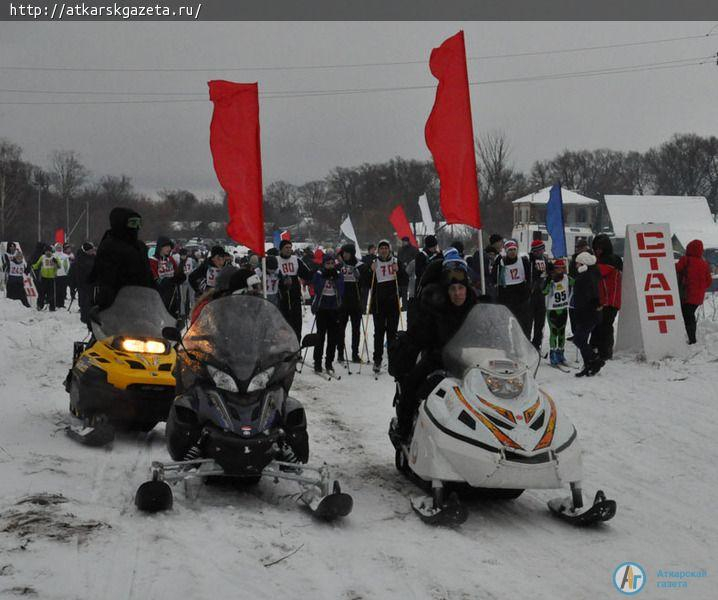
[65,286,178,446]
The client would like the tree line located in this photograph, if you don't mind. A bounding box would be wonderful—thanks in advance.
[1,132,716,252]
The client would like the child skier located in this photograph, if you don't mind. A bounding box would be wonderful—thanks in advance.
[543,258,573,366]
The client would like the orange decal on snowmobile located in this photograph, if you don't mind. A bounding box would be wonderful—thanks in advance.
[454,387,524,451]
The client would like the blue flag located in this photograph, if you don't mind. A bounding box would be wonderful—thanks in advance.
[546,184,567,257]
[272,230,282,248]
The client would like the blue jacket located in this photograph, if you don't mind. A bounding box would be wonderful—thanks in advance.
[312,268,344,312]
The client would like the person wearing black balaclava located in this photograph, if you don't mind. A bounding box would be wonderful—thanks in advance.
[337,243,365,363]
[88,207,154,310]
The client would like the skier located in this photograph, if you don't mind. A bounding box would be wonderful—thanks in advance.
[414,234,440,285]
[277,239,312,342]
[188,245,229,299]
[360,244,377,311]
[369,240,408,374]
[311,252,345,375]
[391,253,477,440]
[337,243,364,363]
[64,243,77,304]
[263,255,282,306]
[542,258,573,366]
[5,250,30,307]
[491,239,532,336]
[590,234,622,360]
[53,243,71,308]
[32,245,60,311]
[178,248,197,318]
[2,242,18,291]
[571,252,604,377]
[528,240,550,351]
[69,242,96,325]
[397,236,418,309]
[88,207,154,310]
[676,239,713,345]
[149,236,186,317]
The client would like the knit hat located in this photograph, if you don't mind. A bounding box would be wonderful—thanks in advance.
[266,255,278,271]
[378,239,391,250]
[442,247,468,270]
[575,251,596,266]
[279,239,292,251]
[531,240,545,253]
[553,258,567,269]
[424,235,438,249]
[504,239,518,251]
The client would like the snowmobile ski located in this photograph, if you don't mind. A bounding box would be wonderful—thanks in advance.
[301,480,353,520]
[410,493,468,526]
[65,421,115,447]
[548,490,616,526]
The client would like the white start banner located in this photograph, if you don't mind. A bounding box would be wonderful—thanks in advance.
[615,223,687,361]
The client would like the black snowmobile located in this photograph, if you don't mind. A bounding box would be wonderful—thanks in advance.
[135,294,353,520]
[65,286,178,446]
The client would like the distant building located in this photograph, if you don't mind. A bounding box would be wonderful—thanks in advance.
[511,187,599,256]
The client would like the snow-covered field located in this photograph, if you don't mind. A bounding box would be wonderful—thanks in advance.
[0,298,715,599]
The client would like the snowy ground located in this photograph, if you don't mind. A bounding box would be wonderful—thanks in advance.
[0,298,716,599]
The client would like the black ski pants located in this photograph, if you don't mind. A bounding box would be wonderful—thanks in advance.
[54,275,68,308]
[78,284,94,325]
[373,308,399,365]
[590,306,619,359]
[396,354,437,433]
[572,310,601,366]
[313,309,341,368]
[281,298,303,342]
[681,303,698,344]
[529,292,546,350]
[504,299,532,339]
[38,278,56,311]
[7,276,30,307]
[338,307,362,359]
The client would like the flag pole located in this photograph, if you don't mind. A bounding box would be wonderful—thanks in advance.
[477,229,486,296]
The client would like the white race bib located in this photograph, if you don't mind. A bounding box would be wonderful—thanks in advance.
[9,262,25,277]
[375,258,398,283]
[156,259,175,280]
[321,278,337,296]
[265,272,279,295]
[504,258,526,286]
[278,255,299,277]
[206,266,221,288]
[341,264,358,283]
[546,275,571,310]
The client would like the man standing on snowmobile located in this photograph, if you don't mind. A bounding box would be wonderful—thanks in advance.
[188,245,228,299]
[370,240,408,374]
[311,252,345,375]
[277,239,312,342]
[528,240,550,351]
[491,239,532,336]
[88,207,154,310]
[150,236,186,318]
[336,243,364,364]
[391,252,477,440]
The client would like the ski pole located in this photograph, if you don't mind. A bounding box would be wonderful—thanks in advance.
[297,313,317,374]
[360,270,376,369]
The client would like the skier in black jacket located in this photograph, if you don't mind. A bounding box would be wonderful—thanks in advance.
[69,242,96,324]
[88,207,154,310]
[369,239,408,374]
[571,251,604,377]
[491,239,532,336]
[337,243,364,363]
[277,239,312,341]
[414,234,440,286]
[528,240,550,351]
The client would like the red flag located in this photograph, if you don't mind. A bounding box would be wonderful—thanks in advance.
[389,205,418,247]
[280,230,291,241]
[208,80,265,256]
[54,228,65,245]
[425,31,481,229]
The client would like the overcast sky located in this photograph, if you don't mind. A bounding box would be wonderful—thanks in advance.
[0,21,716,199]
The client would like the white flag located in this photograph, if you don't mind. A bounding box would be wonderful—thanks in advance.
[340,216,362,259]
[418,194,435,235]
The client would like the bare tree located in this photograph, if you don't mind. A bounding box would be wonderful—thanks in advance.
[50,150,88,241]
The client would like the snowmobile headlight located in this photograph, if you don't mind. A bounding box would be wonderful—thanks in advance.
[247,366,276,393]
[207,365,239,393]
[120,338,167,354]
[482,372,525,399]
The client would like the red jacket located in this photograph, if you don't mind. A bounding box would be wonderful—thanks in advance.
[676,240,712,306]
[597,258,622,309]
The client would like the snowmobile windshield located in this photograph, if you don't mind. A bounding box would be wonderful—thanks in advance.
[93,286,175,340]
[442,304,539,377]
[182,295,299,382]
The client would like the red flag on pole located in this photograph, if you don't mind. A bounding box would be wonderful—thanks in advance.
[54,228,65,245]
[425,31,481,229]
[208,80,265,256]
[389,205,418,247]
[280,230,291,241]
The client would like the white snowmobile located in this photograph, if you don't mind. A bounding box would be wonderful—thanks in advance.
[390,303,616,526]
[134,294,353,521]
